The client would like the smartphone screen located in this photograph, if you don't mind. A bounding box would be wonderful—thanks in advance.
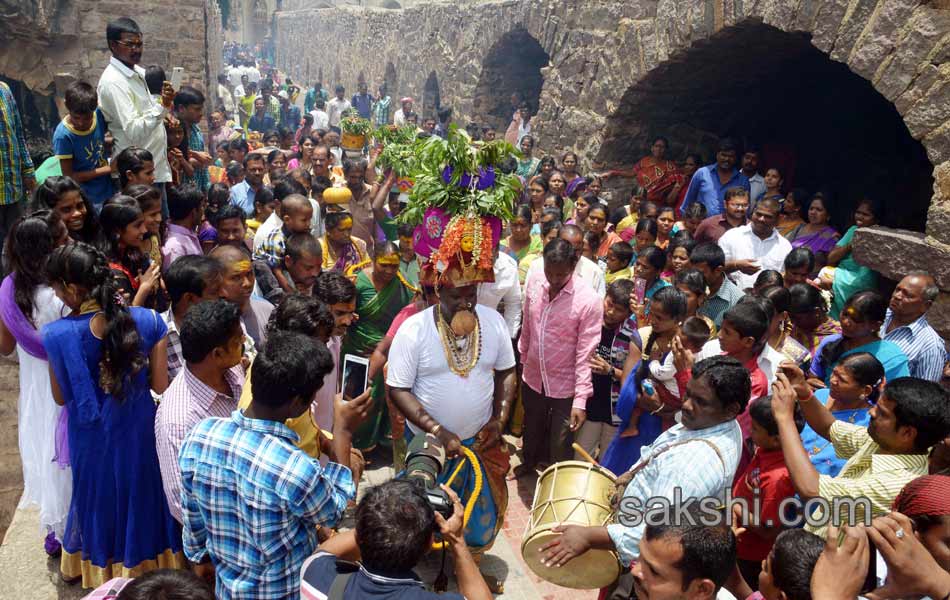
[634,277,647,304]
[341,354,369,400]
[170,67,184,90]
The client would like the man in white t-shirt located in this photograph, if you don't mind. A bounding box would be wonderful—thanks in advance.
[387,272,516,555]
[393,97,413,126]
[327,85,351,131]
[717,197,792,292]
[309,97,329,131]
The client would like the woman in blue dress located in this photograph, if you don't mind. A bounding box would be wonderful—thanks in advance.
[799,352,883,477]
[602,288,688,475]
[42,242,184,588]
[809,290,909,387]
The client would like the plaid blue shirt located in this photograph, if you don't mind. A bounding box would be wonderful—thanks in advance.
[179,410,355,600]
[0,82,34,205]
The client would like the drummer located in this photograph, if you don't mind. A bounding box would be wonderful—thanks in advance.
[387,257,517,565]
[539,356,748,595]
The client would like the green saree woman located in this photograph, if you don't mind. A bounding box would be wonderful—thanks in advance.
[341,246,416,451]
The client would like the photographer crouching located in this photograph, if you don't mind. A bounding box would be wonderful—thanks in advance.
[299,480,493,600]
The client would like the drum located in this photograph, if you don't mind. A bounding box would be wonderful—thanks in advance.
[521,461,622,589]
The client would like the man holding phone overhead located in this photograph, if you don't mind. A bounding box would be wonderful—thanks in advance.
[98,18,174,208]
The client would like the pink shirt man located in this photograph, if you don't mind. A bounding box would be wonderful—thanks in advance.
[162,223,203,271]
[519,271,602,408]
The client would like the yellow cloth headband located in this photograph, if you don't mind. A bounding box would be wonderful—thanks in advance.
[375,254,400,266]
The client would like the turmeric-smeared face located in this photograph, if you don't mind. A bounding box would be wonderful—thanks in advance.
[220,259,253,310]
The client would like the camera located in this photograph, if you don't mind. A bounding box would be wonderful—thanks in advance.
[404,433,454,520]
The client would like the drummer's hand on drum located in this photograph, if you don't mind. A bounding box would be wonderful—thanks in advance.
[434,484,465,546]
[569,408,586,432]
[539,524,591,568]
[435,426,463,458]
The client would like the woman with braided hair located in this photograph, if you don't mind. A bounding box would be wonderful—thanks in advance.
[42,242,184,587]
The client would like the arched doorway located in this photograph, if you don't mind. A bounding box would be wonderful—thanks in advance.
[472,27,549,131]
[421,71,441,121]
[0,75,58,150]
[596,21,933,232]
[384,62,397,99]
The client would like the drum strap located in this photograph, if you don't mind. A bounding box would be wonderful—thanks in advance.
[610,438,727,512]
[632,438,726,478]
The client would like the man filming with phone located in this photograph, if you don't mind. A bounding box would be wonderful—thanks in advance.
[387,258,517,591]
[99,17,175,210]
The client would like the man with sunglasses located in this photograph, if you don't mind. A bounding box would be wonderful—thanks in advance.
[98,18,175,211]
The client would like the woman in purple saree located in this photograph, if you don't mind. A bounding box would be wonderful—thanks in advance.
[786,192,840,273]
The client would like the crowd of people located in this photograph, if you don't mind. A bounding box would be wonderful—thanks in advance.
[0,14,949,600]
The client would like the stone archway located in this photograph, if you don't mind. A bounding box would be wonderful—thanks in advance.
[421,71,441,121]
[472,27,550,132]
[384,62,397,99]
[596,20,934,232]
[0,75,58,151]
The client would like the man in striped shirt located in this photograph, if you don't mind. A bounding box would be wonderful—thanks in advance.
[881,272,946,382]
[0,81,34,253]
[773,369,950,539]
[538,356,748,575]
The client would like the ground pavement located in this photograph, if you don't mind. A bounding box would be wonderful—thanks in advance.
[0,432,603,599]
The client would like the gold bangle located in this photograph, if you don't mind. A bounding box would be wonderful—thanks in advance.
[430,424,442,437]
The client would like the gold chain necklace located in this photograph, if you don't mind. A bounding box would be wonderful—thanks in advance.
[435,305,481,377]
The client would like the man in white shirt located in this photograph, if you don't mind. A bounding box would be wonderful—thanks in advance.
[98,18,173,205]
[477,251,522,338]
[393,97,413,126]
[388,273,517,555]
[227,64,244,89]
[309,98,330,131]
[327,85,351,131]
[525,224,606,297]
[233,74,248,99]
[717,198,791,292]
[216,73,236,121]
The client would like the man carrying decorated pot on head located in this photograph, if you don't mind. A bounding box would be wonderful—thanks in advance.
[385,128,522,591]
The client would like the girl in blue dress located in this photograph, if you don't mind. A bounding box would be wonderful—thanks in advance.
[42,242,184,588]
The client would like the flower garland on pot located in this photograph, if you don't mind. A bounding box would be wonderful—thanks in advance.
[389,126,521,290]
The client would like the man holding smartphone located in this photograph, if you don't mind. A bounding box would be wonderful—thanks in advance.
[98,18,174,211]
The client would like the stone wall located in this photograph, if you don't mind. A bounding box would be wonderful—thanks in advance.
[0,0,223,116]
[275,0,950,334]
